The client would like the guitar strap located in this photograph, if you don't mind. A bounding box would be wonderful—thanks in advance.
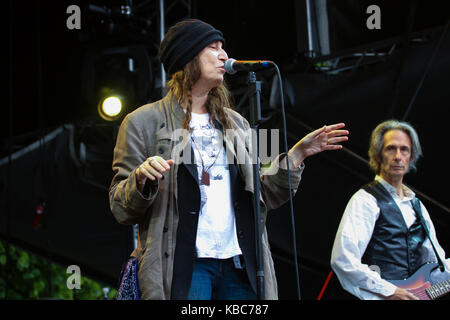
[411,197,446,272]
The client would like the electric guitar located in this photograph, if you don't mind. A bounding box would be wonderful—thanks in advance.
[389,262,450,300]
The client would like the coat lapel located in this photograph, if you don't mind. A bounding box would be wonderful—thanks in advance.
[182,146,198,183]
[165,93,199,183]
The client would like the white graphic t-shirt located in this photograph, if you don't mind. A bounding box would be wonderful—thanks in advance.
[189,112,242,259]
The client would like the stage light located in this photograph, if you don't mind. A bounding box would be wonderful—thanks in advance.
[98,96,124,121]
[81,45,153,123]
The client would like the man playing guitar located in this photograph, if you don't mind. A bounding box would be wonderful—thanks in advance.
[331,120,450,300]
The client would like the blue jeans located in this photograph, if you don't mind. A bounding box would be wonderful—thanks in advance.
[186,257,257,300]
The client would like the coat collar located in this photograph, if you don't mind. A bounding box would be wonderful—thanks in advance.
[165,91,186,128]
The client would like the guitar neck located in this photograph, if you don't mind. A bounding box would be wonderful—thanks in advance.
[426,279,450,300]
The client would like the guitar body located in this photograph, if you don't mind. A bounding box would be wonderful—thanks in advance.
[388,262,450,300]
[389,263,437,300]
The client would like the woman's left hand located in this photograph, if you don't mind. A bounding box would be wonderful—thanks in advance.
[285,123,349,168]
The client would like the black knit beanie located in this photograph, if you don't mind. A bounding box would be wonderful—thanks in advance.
[158,19,225,76]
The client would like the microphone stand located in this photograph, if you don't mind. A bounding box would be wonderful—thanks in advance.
[247,71,265,300]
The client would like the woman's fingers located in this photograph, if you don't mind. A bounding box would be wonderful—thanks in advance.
[325,123,346,132]
[137,156,174,183]
[150,156,173,170]
[327,129,349,138]
[327,136,349,145]
[138,165,158,181]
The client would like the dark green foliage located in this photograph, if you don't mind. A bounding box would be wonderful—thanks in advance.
[0,241,117,300]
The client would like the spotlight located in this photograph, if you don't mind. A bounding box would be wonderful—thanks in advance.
[81,45,153,122]
[98,95,124,121]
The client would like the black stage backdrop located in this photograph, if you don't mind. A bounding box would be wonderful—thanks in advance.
[2,0,449,300]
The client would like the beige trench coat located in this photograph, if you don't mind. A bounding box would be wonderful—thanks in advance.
[109,92,304,299]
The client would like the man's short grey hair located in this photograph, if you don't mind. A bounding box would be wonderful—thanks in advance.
[368,119,423,174]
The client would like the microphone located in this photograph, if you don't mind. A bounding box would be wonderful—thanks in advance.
[224,58,271,74]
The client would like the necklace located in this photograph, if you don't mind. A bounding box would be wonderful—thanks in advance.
[190,134,222,186]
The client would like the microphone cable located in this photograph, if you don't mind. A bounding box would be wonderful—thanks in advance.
[268,61,302,300]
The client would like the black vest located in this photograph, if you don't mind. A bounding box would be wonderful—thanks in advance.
[361,181,427,280]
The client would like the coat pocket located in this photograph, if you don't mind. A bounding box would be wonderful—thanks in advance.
[154,128,173,159]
